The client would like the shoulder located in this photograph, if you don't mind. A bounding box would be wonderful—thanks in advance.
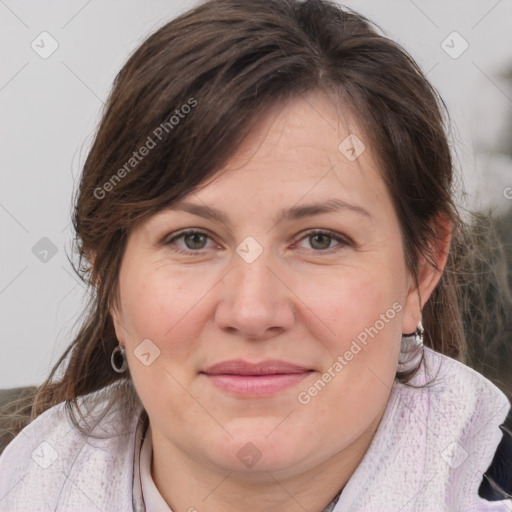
[0,380,143,512]
[415,347,510,425]
[336,347,512,511]
[479,395,512,501]
[414,348,512,506]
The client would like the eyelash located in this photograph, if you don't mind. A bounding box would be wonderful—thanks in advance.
[163,228,351,256]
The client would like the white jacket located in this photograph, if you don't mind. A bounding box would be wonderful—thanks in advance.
[0,347,510,512]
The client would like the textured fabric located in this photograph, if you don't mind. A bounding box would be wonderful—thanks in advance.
[0,385,139,511]
[331,348,512,512]
[0,347,510,511]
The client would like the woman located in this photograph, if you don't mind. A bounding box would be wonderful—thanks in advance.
[0,0,510,510]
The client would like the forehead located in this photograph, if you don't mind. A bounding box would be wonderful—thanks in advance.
[226,92,360,166]
[191,90,385,207]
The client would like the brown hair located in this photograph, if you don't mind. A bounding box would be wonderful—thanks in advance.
[12,0,478,432]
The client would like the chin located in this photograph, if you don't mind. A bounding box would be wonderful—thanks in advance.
[205,423,307,474]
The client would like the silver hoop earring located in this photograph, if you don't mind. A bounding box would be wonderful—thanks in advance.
[111,344,128,373]
[415,321,424,347]
[398,321,424,373]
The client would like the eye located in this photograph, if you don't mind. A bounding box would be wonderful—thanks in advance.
[293,229,350,253]
[162,228,351,255]
[163,229,217,253]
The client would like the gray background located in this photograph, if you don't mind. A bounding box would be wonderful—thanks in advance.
[1,0,511,388]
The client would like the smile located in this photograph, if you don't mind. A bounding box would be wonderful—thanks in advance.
[201,359,314,396]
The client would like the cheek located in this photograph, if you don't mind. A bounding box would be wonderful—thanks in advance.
[295,272,403,419]
[291,264,404,346]
[117,263,211,356]
[289,258,406,407]
[117,265,211,419]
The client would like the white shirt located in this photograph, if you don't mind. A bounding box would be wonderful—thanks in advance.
[0,347,511,511]
[135,423,173,511]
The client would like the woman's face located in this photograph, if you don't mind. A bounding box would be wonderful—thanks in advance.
[111,90,433,479]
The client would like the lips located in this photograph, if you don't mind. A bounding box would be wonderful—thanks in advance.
[201,359,313,396]
[201,359,312,376]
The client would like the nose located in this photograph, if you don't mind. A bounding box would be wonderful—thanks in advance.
[214,251,295,341]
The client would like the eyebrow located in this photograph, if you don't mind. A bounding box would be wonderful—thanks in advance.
[166,198,371,225]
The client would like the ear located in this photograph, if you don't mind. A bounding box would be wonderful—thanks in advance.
[401,215,452,335]
[109,293,127,346]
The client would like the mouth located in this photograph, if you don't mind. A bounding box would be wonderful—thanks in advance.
[200,359,314,396]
